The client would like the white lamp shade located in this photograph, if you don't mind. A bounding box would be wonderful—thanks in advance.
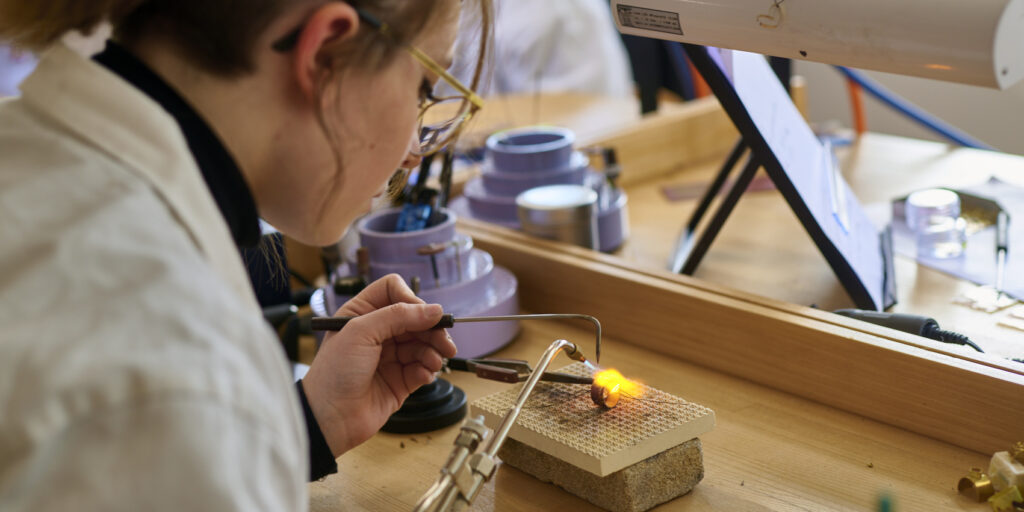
[612,0,1024,89]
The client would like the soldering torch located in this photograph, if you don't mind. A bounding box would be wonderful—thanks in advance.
[309,312,601,363]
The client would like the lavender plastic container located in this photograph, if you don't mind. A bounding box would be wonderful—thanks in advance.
[450,126,628,252]
[312,208,519,359]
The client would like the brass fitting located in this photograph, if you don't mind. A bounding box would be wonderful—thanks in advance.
[1011,441,1024,465]
[957,467,994,502]
[563,343,587,363]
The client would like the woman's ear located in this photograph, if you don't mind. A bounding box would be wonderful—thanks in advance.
[291,3,361,99]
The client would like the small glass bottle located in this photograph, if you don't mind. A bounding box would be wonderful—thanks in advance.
[905,188,967,259]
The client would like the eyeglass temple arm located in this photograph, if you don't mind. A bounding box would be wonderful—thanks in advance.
[407,46,485,109]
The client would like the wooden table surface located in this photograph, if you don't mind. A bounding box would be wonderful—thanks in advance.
[306,97,1022,511]
[619,132,1024,359]
[310,318,987,511]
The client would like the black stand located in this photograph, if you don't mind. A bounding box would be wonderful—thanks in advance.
[667,44,897,310]
[381,378,467,434]
[670,138,760,274]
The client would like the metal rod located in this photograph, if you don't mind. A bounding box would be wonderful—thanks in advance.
[452,314,601,363]
[447,340,581,509]
[996,210,1009,299]
[484,339,577,457]
[310,313,602,364]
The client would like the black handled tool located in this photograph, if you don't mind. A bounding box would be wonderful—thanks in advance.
[310,313,602,363]
[310,313,455,332]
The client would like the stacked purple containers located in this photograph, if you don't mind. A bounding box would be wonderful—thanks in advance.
[311,208,519,358]
[449,126,628,252]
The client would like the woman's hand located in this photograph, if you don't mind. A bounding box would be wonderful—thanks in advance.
[301,274,456,456]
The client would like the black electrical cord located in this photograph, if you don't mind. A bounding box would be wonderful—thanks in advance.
[919,322,984,353]
[834,309,983,353]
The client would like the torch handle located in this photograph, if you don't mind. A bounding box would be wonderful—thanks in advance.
[310,314,454,332]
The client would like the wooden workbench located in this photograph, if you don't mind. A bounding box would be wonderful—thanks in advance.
[309,318,987,511]
[306,95,1023,511]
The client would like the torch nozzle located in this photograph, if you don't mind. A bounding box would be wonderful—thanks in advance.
[563,343,587,363]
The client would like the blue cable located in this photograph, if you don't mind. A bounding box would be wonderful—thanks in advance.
[834,66,995,151]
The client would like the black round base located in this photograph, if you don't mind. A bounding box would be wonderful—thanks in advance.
[381,378,467,434]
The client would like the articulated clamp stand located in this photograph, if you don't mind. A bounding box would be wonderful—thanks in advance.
[414,339,588,512]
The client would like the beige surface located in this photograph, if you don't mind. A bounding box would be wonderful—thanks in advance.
[471,363,715,477]
[498,437,704,512]
[310,318,989,511]
[615,132,1024,359]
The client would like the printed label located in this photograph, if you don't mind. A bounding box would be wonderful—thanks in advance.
[617,4,684,36]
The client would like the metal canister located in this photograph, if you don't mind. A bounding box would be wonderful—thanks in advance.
[516,185,599,250]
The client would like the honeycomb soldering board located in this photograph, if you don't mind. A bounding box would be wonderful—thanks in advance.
[470,363,715,477]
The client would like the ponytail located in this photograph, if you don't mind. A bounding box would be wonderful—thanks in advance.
[0,0,142,50]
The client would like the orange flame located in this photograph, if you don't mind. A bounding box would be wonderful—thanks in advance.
[593,368,643,398]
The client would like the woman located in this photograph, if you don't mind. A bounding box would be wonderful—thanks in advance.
[0,0,490,509]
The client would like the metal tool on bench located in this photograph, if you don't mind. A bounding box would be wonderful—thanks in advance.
[414,339,590,512]
[444,357,594,385]
[996,210,1010,300]
[953,209,1015,313]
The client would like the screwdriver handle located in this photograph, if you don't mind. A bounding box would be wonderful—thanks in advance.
[310,313,455,332]
[997,210,1009,255]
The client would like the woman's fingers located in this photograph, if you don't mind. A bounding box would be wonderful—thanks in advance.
[403,364,434,391]
[344,302,443,347]
[395,342,445,371]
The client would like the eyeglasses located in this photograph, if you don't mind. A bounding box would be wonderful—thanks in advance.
[272,7,485,156]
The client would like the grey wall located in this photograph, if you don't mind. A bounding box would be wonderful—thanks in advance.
[793,61,1024,156]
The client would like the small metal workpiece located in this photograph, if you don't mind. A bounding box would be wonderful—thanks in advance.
[590,382,620,409]
[1012,441,1024,465]
[411,276,421,295]
[958,467,995,502]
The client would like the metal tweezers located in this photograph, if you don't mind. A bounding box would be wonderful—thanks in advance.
[444,357,594,385]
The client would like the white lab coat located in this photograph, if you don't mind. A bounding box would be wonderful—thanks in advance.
[0,44,307,510]
[452,0,634,98]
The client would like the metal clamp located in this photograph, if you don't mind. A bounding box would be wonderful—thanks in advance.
[414,339,586,512]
